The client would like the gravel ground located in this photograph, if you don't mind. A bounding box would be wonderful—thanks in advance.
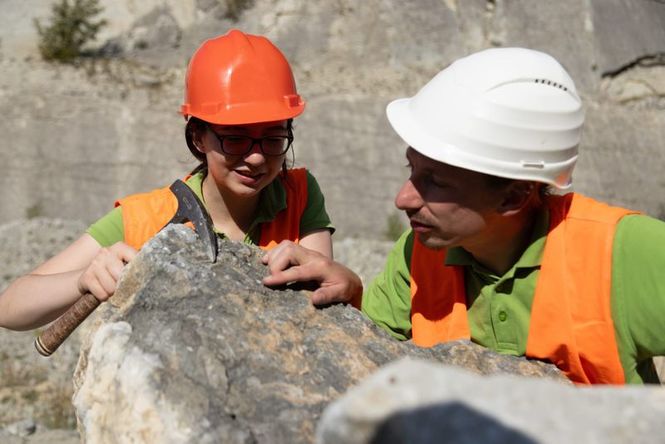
[0,218,86,442]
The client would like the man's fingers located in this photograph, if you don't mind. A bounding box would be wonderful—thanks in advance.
[310,286,339,306]
[261,240,294,260]
[260,246,277,266]
[262,266,307,287]
[264,251,297,276]
[262,241,317,276]
[262,241,300,267]
[261,241,363,306]
[263,258,326,286]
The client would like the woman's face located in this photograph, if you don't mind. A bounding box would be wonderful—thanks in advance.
[198,120,290,199]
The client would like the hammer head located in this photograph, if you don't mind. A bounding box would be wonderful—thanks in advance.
[166,179,218,263]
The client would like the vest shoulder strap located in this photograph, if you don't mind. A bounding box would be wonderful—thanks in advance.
[527,192,638,384]
[259,168,309,250]
[409,236,469,346]
[115,186,178,250]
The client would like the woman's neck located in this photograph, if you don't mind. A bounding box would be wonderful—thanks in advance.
[201,175,260,241]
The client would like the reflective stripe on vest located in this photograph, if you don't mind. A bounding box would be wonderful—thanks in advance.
[409,193,637,384]
[116,168,309,251]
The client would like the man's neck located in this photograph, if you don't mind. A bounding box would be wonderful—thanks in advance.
[464,208,540,276]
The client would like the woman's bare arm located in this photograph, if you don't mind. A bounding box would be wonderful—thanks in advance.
[0,234,136,331]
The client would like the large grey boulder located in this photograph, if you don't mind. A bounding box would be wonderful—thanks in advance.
[318,358,665,444]
[72,225,565,444]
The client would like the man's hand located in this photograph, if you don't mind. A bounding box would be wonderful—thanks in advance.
[262,241,363,307]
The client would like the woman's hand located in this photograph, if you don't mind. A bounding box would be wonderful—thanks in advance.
[77,242,137,301]
[0,235,138,331]
[262,241,363,307]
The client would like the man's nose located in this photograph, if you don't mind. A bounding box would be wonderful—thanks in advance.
[394,179,422,211]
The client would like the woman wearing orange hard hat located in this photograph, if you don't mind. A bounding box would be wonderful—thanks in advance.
[0,30,334,331]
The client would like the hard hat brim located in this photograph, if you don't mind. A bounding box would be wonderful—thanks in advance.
[386,97,575,189]
[182,100,305,125]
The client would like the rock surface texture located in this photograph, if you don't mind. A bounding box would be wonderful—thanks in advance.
[72,225,566,444]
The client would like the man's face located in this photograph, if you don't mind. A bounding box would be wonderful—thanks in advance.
[395,147,506,251]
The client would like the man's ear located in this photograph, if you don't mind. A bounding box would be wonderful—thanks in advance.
[497,181,536,215]
[192,132,208,154]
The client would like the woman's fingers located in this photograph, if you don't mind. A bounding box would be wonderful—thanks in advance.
[79,242,138,302]
[85,278,109,302]
[110,241,138,264]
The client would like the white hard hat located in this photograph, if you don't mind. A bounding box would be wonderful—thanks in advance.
[386,47,584,189]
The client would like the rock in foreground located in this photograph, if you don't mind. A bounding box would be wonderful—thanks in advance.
[72,225,565,444]
[318,358,665,444]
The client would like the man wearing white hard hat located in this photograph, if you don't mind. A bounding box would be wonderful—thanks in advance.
[263,47,665,385]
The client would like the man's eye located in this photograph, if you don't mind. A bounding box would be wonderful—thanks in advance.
[424,175,447,188]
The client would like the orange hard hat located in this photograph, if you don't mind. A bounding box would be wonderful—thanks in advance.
[180,29,305,124]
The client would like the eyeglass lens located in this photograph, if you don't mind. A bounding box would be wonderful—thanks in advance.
[219,135,291,156]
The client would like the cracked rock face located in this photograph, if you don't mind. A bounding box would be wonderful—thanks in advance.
[72,225,565,444]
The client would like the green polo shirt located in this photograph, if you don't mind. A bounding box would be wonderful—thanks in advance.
[87,169,334,247]
[362,210,665,384]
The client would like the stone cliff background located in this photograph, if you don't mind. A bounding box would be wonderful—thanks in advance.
[1,0,664,238]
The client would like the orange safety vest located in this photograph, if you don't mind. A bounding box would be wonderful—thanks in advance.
[116,168,309,251]
[409,193,637,384]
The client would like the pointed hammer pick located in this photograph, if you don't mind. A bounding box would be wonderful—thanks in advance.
[34,179,218,357]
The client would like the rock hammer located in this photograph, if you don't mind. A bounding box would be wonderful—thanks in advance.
[34,179,218,356]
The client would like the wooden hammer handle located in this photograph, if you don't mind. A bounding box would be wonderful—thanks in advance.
[34,293,101,357]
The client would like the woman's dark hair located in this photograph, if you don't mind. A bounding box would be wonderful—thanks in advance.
[185,117,295,176]
[185,117,209,175]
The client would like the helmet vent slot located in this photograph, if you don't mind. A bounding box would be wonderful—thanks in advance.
[534,78,568,92]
